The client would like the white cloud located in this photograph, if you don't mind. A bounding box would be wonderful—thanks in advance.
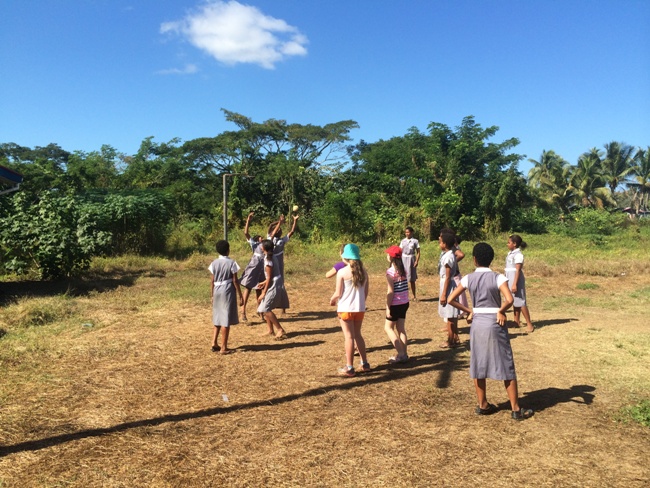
[161,1,308,69]
[156,64,199,75]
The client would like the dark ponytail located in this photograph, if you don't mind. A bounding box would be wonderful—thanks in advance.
[509,234,527,250]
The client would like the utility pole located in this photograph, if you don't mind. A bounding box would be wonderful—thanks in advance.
[222,173,251,241]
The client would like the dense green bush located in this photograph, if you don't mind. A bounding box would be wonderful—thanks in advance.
[509,206,556,234]
[552,207,628,237]
[0,190,172,278]
[0,192,110,278]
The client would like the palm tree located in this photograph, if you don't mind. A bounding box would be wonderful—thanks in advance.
[602,141,635,194]
[569,148,615,208]
[528,150,567,188]
[528,150,576,212]
[628,147,650,212]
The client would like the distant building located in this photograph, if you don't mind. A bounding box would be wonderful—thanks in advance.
[0,165,23,196]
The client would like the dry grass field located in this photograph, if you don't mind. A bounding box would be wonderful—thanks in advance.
[1,237,649,487]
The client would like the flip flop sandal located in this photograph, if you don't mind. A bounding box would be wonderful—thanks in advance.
[511,408,534,420]
[475,403,499,415]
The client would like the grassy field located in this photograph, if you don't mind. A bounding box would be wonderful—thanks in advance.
[1,232,649,487]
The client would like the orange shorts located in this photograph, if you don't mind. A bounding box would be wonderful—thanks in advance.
[338,312,365,322]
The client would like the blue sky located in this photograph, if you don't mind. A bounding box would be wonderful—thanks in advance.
[1,0,648,175]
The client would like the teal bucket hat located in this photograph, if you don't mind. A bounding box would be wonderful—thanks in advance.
[341,243,361,260]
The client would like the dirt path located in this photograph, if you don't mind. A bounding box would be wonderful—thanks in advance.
[1,271,649,487]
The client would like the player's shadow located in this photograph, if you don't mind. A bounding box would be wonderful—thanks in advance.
[500,385,596,412]
[532,318,579,330]
[365,337,432,354]
[288,325,340,337]
[237,340,325,352]
[416,297,438,303]
[280,311,337,323]
[0,347,469,458]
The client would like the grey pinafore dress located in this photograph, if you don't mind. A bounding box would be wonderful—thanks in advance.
[240,238,265,289]
[209,257,240,327]
[466,270,516,380]
[505,249,527,307]
[257,255,290,313]
[271,235,290,278]
[438,250,461,319]
[400,237,419,282]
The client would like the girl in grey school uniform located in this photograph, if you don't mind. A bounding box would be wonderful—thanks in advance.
[505,234,534,333]
[438,232,461,348]
[256,239,289,340]
[208,240,243,355]
[267,213,299,314]
[448,242,534,421]
[239,212,265,322]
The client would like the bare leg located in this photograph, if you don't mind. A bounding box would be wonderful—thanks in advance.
[513,307,522,328]
[212,326,221,350]
[339,319,356,367]
[410,281,417,301]
[384,319,406,358]
[353,320,368,365]
[220,326,231,353]
[395,318,408,357]
[266,311,286,338]
[504,379,520,411]
[260,313,275,336]
[241,287,251,320]
[451,318,459,344]
[521,306,534,333]
[474,378,488,409]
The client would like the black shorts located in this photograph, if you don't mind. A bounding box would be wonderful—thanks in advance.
[386,302,409,321]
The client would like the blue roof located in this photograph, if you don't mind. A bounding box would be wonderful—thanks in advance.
[0,165,23,185]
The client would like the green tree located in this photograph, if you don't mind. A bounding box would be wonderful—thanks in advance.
[569,148,615,208]
[528,150,575,213]
[0,143,71,195]
[628,147,650,212]
[602,141,635,194]
[66,145,121,191]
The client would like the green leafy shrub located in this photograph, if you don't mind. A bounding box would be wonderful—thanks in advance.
[0,192,110,278]
[509,207,555,234]
[621,400,650,427]
[551,208,628,238]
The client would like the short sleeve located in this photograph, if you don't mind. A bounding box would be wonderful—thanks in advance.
[514,253,524,265]
[496,273,508,287]
[208,262,215,274]
[441,252,454,268]
[414,239,420,249]
[231,260,241,274]
[460,275,469,288]
[265,258,273,268]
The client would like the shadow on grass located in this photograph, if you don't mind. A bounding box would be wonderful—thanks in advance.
[532,318,580,330]
[366,337,433,354]
[499,384,596,412]
[416,297,439,303]
[287,325,340,337]
[279,311,338,323]
[0,348,467,457]
[237,340,325,352]
[0,270,165,306]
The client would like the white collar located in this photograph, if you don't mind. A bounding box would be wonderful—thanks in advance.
[475,267,493,272]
